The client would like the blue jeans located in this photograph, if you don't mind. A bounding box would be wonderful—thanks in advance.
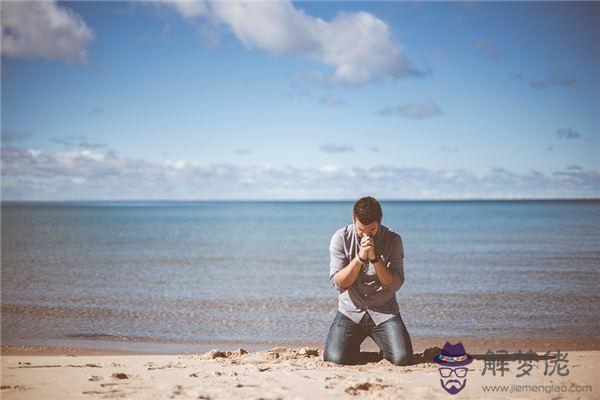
[323,310,413,366]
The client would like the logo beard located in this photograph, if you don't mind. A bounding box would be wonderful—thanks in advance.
[440,378,466,395]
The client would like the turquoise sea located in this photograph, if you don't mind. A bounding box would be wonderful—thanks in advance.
[1,200,599,353]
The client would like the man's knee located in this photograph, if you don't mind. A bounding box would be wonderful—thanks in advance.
[323,349,342,364]
[324,349,353,365]
[386,350,413,366]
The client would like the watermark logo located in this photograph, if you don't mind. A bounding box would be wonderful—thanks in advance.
[434,342,473,395]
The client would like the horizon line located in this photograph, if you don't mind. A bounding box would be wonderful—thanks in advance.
[2,197,600,204]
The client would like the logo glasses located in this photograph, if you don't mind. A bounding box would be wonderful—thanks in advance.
[438,367,468,378]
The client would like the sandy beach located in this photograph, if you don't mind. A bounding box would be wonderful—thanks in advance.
[1,344,598,400]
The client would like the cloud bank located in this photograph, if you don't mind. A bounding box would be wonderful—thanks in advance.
[2,146,598,200]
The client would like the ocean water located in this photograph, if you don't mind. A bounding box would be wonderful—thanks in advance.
[1,200,599,352]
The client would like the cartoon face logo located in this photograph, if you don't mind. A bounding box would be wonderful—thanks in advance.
[434,342,473,395]
[438,365,468,394]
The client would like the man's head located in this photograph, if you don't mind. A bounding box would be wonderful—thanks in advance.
[352,196,382,238]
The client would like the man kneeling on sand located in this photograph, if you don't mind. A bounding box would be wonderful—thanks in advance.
[324,196,414,366]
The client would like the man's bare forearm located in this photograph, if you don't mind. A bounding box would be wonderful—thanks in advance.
[373,261,394,285]
[333,255,363,289]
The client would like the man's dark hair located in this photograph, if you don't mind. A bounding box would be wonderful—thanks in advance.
[353,196,382,225]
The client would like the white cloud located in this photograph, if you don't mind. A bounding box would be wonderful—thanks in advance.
[1,0,94,62]
[473,38,499,60]
[2,146,599,200]
[71,177,86,185]
[320,143,354,153]
[1,129,33,143]
[556,128,581,140]
[317,10,417,85]
[320,165,339,175]
[158,0,428,86]
[512,70,578,90]
[210,1,320,54]
[376,100,443,119]
[530,71,578,90]
[165,0,209,19]
[319,94,347,107]
[165,159,188,170]
[27,149,41,157]
[440,146,459,152]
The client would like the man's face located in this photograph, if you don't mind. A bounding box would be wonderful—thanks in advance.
[438,366,469,395]
[353,215,380,239]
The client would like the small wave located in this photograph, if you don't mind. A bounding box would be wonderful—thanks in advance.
[64,333,144,342]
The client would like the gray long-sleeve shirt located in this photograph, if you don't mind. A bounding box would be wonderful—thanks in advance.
[328,222,405,326]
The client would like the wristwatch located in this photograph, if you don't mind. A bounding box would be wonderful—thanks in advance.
[369,254,385,264]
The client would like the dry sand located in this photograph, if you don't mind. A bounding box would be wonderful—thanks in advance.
[1,345,598,399]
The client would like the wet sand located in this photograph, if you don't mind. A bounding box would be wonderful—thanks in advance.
[3,334,599,356]
[1,344,598,399]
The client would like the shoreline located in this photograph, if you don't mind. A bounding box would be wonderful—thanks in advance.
[3,335,599,357]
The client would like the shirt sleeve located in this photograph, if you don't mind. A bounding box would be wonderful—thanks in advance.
[329,230,349,293]
[380,235,405,292]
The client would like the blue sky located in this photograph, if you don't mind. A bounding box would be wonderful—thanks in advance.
[1,1,599,200]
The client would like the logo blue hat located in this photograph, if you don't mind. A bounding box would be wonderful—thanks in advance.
[434,342,473,367]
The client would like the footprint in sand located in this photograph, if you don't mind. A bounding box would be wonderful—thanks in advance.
[1,385,28,391]
[11,364,61,368]
[325,374,347,382]
[147,362,187,370]
[170,384,185,398]
[345,382,391,396]
[112,372,129,380]
[67,363,102,368]
[82,388,126,397]
[169,384,211,399]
